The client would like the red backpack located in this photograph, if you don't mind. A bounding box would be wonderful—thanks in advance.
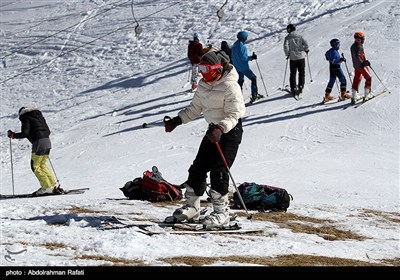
[120,167,183,202]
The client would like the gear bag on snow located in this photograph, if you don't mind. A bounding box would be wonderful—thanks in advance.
[120,166,182,202]
[232,182,293,212]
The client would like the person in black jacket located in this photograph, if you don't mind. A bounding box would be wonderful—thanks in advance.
[220,41,232,62]
[7,107,63,195]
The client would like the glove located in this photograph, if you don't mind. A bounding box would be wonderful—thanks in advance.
[286,56,289,60]
[7,130,15,139]
[305,50,309,54]
[340,57,346,62]
[164,116,182,133]
[206,124,223,143]
[251,52,257,60]
[361,60,371,67]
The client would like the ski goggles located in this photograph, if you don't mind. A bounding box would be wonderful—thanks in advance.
[198,63,223,82]
[198,63,222,74]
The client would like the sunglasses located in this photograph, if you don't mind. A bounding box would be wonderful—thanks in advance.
[198,63,222,74]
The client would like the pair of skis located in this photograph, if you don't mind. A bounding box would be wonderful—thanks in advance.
[102,214,263,235]
[0,188,89,200]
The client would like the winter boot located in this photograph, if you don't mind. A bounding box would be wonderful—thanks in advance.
[351,89,359,105]
[339,91,351,101]
[364,88,372,101]
[172,185,200,222]
[203,189,230,229]
[33,187,54,195]
[323,92,334,103]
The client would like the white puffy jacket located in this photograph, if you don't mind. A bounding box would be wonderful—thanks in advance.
[178,66,245,133]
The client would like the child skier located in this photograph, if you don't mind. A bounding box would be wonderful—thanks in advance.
[323,39,351,103]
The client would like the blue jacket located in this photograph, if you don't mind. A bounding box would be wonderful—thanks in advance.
[325,47,341,67]
[231,40,251,72]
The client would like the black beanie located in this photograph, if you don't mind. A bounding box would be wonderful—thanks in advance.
[201,50,230,66]
[201,51,220,65]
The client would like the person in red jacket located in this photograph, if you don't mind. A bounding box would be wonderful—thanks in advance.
[7,107,63,195]
[350,31,372,104]
[187,33,204,91]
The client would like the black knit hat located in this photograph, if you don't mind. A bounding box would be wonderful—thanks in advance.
[201,51,220,65]
[287,24,296,33]
[201,50,230,66]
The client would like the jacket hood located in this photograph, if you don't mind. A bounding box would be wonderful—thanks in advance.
[19,107,39,117]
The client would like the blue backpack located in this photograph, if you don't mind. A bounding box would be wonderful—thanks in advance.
[232,182,292,212]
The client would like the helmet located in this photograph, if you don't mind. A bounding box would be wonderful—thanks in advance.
[237,31,248,42]
[354,31,365,43]
[330,38,340,49]
[286,24,296,33]
[193,33,200,40]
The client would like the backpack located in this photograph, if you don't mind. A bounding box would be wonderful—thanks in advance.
[232,182,293,212]
[120,167,183,202]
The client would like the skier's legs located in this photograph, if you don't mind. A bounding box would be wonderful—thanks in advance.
[337,68,347,92]
[186,137,214,196]
[352,68,363,92]
[237,72,245,91]
[31,153,53,188]
[298,58,306,91]
[191,64,199,86]
[360,67,372,90]
[242,69,257,96]
[204,120,243,228]
[209,119,243,196]
[289,60,297,92]
[325,69,337,93]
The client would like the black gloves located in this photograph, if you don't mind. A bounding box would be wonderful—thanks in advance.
[361,60,371,67]
[305,50,309,54]
[286,56,289,60]
[251,52,257,60]
[7,130,15,139]
[206,124,223,143]
[340,57,346,62]
[164,116,182,133]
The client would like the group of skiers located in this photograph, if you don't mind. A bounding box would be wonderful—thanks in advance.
[7,25,373,230]
[189,24,372,105]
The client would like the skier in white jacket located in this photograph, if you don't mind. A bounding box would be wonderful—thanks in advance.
[164,50,245,228]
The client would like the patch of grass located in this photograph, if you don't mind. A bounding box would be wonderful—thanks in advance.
[76,254,146,266]
[161,254,384,266]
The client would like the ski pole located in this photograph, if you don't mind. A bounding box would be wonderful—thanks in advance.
[282,57,289,90]
[48,157,59,184]
[187,64,191,83]
[306,53,313,82]
[342,53,353,85]
[369,65,391,93]
[142,116,171,128]
[254,54,268,96]
[9,138,15,195]
[215,141,252,220]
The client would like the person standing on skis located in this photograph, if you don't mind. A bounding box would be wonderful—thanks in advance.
[323,39,351,103]
[283,24,309,98]
[7,107,63,195]
[231,31,262,103]
[350,31,372,104]
[163,50,245,229]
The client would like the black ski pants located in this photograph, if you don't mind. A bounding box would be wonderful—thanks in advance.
[186,119,243,197]
[289,58,306,92]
